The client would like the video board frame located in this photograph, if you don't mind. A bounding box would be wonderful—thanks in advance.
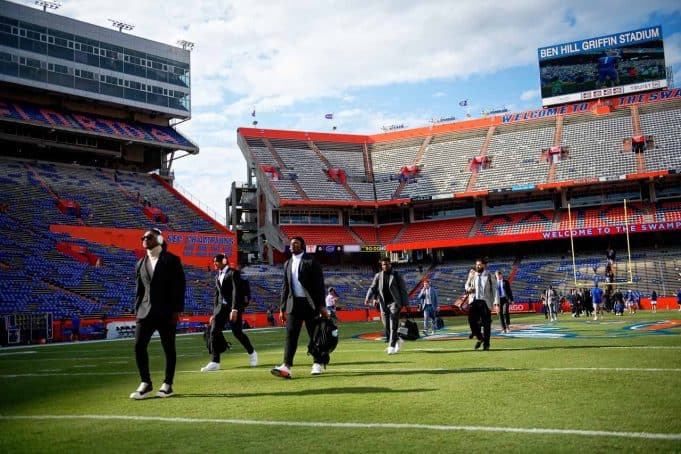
[538,26,667,107]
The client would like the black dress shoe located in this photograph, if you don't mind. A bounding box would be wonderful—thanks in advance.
[474,341,483,350]
[483,345,490,351]
[468,334,475,339]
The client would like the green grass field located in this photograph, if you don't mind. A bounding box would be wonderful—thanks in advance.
[1,311,681,453]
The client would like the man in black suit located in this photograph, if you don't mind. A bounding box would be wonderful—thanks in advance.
[201,254,257,372]
[129,228,185,399]
[495,271,514,333]
[365,258,408,355]
[271,237,328,379]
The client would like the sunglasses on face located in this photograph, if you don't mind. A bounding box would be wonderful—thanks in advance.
[141,235,155,240]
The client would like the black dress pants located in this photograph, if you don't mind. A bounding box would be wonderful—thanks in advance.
[210,305,255,362]
[498,297,511,330]
[134,315,177,385]
[469,299,492,347]
[283,297,320,366]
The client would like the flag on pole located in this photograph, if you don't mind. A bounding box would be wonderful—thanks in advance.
[324,113,334,119]
[458,99,468,107]
[251,108,256,117]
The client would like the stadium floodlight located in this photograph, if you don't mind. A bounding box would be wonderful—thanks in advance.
[177,40,195,51]
[35,0,61,11]
[108,19,135,32]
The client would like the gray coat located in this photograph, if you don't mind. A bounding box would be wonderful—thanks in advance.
[366,269,409,310]
[465,270,499,310]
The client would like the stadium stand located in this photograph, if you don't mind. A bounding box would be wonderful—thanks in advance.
[555,109,637,182]
[474,122,554,191]
[0,157,220,322]
[474,211,555,237]
[371,141,421,201]
[411,130,486,197]
[638,104,681,172]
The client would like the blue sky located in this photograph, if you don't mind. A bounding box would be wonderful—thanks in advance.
[26,0,681,221]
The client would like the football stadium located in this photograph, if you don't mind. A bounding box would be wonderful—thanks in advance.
[1,1,680,452]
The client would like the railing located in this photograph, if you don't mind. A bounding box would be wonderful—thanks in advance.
[170,181,227,226]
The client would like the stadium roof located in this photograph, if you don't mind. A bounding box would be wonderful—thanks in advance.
[238,88,681,145]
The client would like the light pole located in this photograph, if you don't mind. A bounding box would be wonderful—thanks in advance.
[35,0,61,12]
[177,40,195,51]
[108,19,135,33]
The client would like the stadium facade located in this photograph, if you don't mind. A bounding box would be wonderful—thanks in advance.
[236,89,681,264]
[0,0,197,174]
[0,0,239,344]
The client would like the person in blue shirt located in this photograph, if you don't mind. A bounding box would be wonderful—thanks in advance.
[597,49,622,88]
[591,283,604,321]
[418,280,439,335]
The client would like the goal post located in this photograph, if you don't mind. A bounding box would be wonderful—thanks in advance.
[566,199,635,288]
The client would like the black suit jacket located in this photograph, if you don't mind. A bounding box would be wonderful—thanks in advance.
[499,279,514,302]
[214,268,248,315]
[280,253,325,314]
[134,250,186,320]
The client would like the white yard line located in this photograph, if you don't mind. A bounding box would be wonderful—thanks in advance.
[0,414,679,440]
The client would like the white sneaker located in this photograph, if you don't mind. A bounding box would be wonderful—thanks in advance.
[271,364,292,379]
[249,351,258,367]
[156,383,174,398]
[311,363,323,375]
[200,361,220,372]
[129,382,152,400]
[387,347,396,355]
[395,338,404,352]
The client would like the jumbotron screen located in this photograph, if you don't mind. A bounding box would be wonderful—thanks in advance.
[538,26,667,107]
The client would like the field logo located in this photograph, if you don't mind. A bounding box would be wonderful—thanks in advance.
[355,320,681,341]
[355,324,576,341]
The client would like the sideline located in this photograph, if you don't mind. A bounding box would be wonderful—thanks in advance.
[0,327,282,350]
[0,414,679,440]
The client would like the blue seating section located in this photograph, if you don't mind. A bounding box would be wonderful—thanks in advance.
[0,157,221,320]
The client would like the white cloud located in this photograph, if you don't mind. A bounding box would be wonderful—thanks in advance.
[664,31,681,66]
[171,145,248,222]
[44,0,681,216]
[520,89,540,101]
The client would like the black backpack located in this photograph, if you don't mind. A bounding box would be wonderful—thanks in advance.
[307,317,339,366]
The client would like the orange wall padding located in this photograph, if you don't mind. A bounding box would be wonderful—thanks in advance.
[50,225,237,268]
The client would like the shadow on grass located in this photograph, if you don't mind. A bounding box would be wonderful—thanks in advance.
[327,360,402,366]
[176,386,436,398]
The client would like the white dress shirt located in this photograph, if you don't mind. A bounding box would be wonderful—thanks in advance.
[145,245,162,277]
[290,252,306,297]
